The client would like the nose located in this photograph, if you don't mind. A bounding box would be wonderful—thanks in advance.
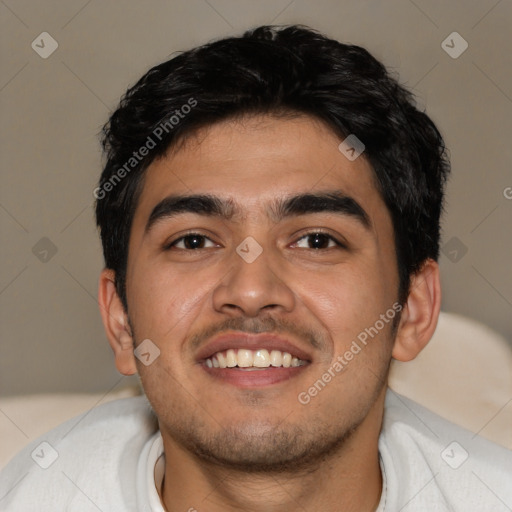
[212,241,295,318]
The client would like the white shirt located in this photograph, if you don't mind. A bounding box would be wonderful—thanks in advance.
[1,390,510,511]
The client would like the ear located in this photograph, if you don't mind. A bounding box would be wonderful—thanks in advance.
[98,268,137,375]
[392,259,441,362]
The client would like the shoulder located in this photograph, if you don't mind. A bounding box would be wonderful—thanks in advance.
[380,389,512,511]
[0,396,158,511]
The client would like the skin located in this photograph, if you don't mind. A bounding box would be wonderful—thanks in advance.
[99,114,441,512]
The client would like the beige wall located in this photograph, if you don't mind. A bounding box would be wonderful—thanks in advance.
[1,0,511,395]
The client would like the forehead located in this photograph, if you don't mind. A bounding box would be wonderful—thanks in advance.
[132,114,387,226]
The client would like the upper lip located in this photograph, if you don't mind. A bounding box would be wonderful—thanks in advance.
[196,332,313,363]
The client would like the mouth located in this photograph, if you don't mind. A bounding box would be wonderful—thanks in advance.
[196,333,312,388]
[205,348,308,369]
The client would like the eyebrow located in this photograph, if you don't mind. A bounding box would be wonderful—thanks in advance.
[144,190,372,234]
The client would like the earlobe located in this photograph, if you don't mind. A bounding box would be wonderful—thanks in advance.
[98,268,138,376]
[392,259,441,362]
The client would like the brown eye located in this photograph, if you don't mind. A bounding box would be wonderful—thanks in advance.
[168,234,216,250]
[294,232,344,250]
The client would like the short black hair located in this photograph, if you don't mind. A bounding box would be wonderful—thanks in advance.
[95,24,450,312]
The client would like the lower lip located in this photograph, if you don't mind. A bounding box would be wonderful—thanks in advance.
[200,364,309,388]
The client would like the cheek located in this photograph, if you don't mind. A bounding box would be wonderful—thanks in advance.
[293,258,396,370]
[296,262,384,328]
[297,271,355,339]
[127,260,206,341]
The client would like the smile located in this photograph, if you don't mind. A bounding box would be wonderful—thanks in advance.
[204,348,308,369]
[197,332,313,387]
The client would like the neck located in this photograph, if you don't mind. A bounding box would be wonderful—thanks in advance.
[159,391,386,512]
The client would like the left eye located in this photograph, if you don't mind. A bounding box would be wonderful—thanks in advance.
[294,232,343,250]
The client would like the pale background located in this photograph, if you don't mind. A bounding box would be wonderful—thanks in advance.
[1,0,511,397]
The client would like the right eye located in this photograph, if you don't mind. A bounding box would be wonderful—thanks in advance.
[165,233,218,251]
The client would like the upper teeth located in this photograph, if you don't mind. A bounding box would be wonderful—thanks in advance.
[205,349,306,369]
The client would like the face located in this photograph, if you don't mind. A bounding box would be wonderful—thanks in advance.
[124,114,401,470]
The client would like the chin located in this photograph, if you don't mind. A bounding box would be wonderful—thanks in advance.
[171,417,359,474]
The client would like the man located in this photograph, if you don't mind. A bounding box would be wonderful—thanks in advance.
[1,24,511,512]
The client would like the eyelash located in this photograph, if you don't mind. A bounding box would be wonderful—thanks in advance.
[165,230,346,251]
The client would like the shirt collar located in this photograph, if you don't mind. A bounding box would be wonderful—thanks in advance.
[145,431,166,511]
